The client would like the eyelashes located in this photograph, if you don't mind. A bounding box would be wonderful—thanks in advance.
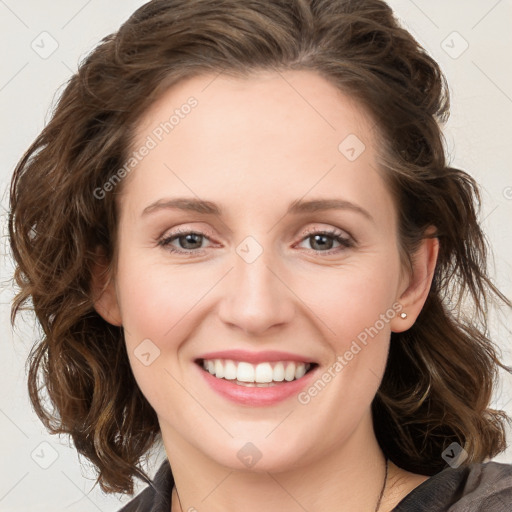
[158,229,210,255]
[297,228,354,253]
[157,227,355,257]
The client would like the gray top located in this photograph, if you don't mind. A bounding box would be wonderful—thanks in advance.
[119,460,512,511]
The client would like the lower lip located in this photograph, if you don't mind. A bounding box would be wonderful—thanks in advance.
[195,362,318,406]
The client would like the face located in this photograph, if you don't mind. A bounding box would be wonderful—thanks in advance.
[96,70,426,473]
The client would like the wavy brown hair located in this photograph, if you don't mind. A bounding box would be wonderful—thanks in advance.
[9,0,511,494]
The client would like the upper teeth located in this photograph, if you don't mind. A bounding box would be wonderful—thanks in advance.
[202,359,311,383]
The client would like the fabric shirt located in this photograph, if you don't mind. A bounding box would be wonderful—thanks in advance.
[118,460,512,512]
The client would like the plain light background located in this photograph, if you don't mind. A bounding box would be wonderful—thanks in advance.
[1,1,511,511]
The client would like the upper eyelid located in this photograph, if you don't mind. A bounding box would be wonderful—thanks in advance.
[160,225,352,241]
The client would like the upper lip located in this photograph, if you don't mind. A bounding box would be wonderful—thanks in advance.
[196,349,316,364]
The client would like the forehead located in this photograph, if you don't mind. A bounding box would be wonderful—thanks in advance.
[134,69,376,155]
[121,70,393,225]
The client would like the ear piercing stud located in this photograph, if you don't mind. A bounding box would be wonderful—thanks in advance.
[400,312,407,319]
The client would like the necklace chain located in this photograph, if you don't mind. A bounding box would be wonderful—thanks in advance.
[374,458,389,512]
[174,457,389,512]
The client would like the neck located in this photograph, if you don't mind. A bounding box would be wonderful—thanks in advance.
[164,413,408,512]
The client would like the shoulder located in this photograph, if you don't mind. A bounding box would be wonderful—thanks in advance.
[393,461,512,511]
[117,461,174,512]
[459,461,512,510]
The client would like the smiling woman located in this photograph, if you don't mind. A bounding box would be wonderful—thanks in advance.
[7,1,512,511]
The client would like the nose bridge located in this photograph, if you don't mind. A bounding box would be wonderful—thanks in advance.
[218,234,294,335]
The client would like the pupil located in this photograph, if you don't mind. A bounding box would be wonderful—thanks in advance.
[311,234,332,251]
[181,233,202,249]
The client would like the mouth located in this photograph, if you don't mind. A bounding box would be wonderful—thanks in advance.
[195,358,318,387]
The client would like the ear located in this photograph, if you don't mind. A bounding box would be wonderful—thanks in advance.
[90,246,122,326]
[390,228,439,333]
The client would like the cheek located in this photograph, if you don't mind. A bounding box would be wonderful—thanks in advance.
[338,282,396,344]
[114,253,208,399]
[117,252,210,341]
[118,263,207,426]
[299,259,401,350]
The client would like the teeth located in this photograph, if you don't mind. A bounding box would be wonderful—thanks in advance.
[224,359,237,380]
[273,362,285,382]
[237,362,255,382]
[295,363,307,379]
[201,359,312,383]
[284,362,296,381]
[255,362,273,383]
[214,359,224,378]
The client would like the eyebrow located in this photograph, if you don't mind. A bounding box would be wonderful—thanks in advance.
[142,197,374,222]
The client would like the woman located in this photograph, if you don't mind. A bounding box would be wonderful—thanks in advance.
[8,0,512,511]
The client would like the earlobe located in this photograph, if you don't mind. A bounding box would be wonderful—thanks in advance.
[90,246,122,327]
[391,230,439,333]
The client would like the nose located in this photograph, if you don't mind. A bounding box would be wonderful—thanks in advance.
[218,243,295,336]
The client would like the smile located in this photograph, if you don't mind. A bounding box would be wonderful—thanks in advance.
[194,349,319,406]
[199,358,315,386]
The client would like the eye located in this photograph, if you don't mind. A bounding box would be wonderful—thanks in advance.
[158,228,212,254]
[296,228,354,255]
[157,227,354,256]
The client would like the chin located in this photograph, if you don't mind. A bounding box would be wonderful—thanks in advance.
[198,434,311,475]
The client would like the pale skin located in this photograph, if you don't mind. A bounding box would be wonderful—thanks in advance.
[93,70,439,512]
